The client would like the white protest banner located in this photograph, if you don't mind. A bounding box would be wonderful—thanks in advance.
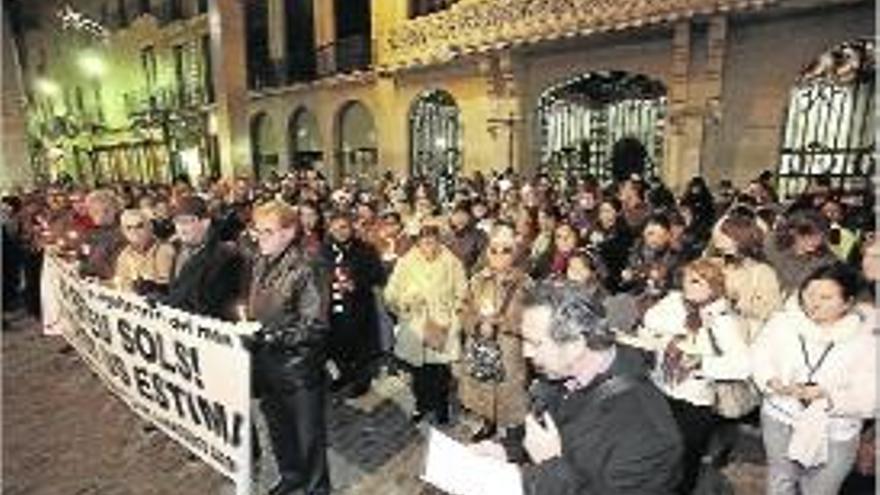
[42,256,258,494]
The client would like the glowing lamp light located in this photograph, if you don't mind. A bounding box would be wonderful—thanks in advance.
[79,52,106,78]
[35,78,60,96]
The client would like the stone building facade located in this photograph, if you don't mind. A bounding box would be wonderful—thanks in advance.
[14,0,875,193]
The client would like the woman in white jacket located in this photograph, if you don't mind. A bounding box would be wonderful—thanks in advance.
[753,263,876,495]
[638,257,751,493]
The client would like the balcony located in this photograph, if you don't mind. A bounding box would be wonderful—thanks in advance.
[317,35,373,77]
[123,85,208,117]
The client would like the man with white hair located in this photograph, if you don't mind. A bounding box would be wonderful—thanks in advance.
[113,209,175,294]
[80,189,125,280]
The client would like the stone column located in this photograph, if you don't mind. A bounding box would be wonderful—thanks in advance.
[314,0,336,75]
[209,0,252,177]
[665,21,698,191]
[267,0,286,84]
[701,15,727,185]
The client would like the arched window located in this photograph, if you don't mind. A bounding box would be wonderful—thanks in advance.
[288,107,323,170]
[777,39,875,199]
[409,90,461,201]
[537,71,666,182]
[336,101,377,181]
[250,112,279,179]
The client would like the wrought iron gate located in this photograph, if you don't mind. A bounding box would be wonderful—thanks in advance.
[409,90,461,202]
[537,71,666,182]
[777,39,875,199]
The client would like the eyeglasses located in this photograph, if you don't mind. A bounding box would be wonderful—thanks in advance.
[251,228,278,238]
[489,246,514,255]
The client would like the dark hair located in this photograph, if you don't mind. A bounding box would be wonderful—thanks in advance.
[417,224,442,240]
[775,207,829,251]
[381,210,402,224]
[173,195,208,219]
[719,209,766,260]
[452,201,472,215]
[600,197,623,213]
[645,212,671,231]
[799,263,862,304]
[521,281,613,350]
[327,209,352,224]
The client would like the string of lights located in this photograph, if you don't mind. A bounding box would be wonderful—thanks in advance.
[56,4,108,41]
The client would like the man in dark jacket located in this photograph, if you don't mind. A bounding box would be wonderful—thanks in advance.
[247,199,330,495]
[164,195,246,321]
[472,281,683,494]
[319,211,385,398]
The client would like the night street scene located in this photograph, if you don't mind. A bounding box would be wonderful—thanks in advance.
[1,1,876,494]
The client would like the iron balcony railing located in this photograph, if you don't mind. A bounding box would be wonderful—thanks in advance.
[123,85,208,115]
[317,35,373,77]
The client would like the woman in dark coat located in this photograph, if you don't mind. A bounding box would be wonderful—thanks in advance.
[319,211,386,398]
[247,199,331,495]
[588,198,633,293]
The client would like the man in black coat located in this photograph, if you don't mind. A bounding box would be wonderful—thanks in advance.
[472,281,683,495]
[164,195,246,321]
[319,211,385,398]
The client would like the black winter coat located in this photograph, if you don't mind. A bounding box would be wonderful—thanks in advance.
[164,227,247,321]
[318,238,385,353]
[249,240,329,389]
[522,346,683,495]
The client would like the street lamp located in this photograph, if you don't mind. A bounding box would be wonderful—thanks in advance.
[35,78,60,96]
[78,51,106,78]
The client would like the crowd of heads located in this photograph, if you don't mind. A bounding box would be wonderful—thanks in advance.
[2,166,876,325]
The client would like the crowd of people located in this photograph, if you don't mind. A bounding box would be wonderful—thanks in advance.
[1,166,876,495]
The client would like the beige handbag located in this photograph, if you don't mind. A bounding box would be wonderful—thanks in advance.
[422,317,450,352]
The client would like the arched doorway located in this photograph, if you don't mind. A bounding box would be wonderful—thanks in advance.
[336,101,377,181]
[409,89,461,201]
[777,39,875,199]
[288,107,323,170]
[537,71,666,182]
[250,112,280,179]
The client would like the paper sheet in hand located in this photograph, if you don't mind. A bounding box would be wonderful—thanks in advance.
[421,428,523,495]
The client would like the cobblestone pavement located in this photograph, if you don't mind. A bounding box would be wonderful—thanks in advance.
[4,312,768,494]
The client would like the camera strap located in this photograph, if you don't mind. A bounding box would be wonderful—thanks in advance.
[798,334,835,385]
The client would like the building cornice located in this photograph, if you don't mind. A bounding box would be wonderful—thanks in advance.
[379,0,798,72]
[248,70,378,101]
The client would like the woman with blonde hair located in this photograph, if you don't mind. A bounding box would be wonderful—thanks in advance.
[384,223,468,425]
[637,257,751,493]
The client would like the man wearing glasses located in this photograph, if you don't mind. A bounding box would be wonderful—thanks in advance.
[113,209,175,294]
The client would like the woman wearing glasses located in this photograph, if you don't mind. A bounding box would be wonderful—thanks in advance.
[458,223,531,441]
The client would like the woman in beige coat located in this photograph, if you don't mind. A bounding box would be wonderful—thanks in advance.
[384,224,468,425]
[458,223,531,441]
[708,207,783,344]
